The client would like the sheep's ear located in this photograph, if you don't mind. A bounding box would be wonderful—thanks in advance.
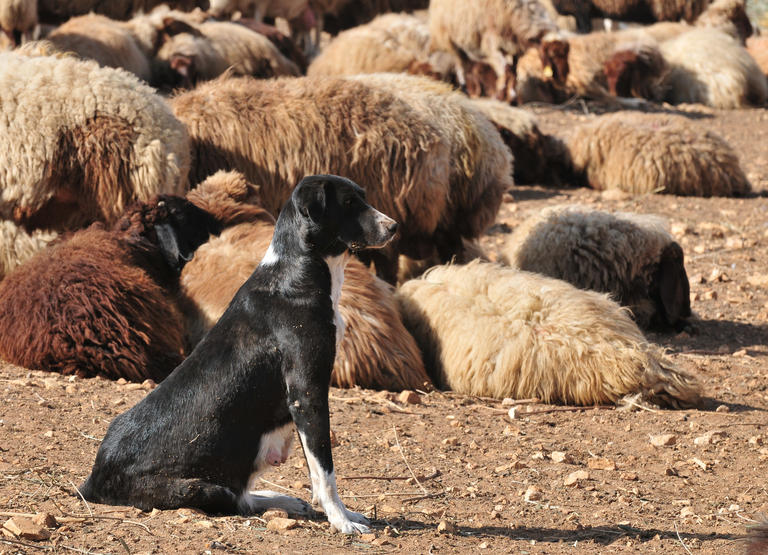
[293,180,326,224]
[658,243,691,325]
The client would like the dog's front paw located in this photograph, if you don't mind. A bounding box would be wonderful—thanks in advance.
[331,518,371,535]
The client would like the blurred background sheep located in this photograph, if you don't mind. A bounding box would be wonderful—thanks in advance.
[397,261,702,408]
[180,171,432,391]
[503,206,692,330]
[0,0,37,46]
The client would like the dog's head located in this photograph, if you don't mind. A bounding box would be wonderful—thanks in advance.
[290,175,398,257]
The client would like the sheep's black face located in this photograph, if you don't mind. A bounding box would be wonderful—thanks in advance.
[291,175,398,257]
[154,196,222,272]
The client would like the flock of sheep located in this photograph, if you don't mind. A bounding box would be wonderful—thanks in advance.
[0,0,765,416]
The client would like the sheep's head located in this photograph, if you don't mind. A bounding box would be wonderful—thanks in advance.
[604,45,665,99]
[539,38,569,85]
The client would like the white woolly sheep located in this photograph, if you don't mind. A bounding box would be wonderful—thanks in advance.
[0,51,190,232]
[396,261,702,408]
[307,12,432,77]
[564,112,751,197]
[47,14,151,82]
[429,0,559,101]
[154,18,301,89]
[0,0,37,46]
[502,205,692,330]
[170,75,454,283]
[657,28,767,108]
[0,220,57,281]
[181,170,432,391]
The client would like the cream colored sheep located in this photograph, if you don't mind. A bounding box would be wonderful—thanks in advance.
[181,170,432,391]
[0,0,36,46]
[396,261,702,408]
[429,0,559,100]
[307,12,431,77]
[0,51,189,231]
[155,19,300,89]
[47,14,151,82]
[565,112,751,197]
[347,74,512,255]
[170,75,453,283]
[503,205,692,329]
[658,28,767,108]
[0,220,57,281]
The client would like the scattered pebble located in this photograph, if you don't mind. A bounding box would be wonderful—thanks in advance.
[437,520,457,534]
[2,517,51,541]
[398,390,421,405]
[551,451,573,464]
[587,457,616,471]
[650,434,677,447]
[564,470,589,487]
[266,517,298,532]
[524,486,542,502]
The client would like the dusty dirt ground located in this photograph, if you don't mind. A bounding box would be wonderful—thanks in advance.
[1,105,767,554]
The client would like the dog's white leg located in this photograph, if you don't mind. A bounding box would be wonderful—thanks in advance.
[298,431,370,534]
[237,490,315,517]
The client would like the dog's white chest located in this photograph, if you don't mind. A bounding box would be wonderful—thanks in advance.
[324,254,348,347]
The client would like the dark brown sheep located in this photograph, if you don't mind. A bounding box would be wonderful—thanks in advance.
[0,196,221,382]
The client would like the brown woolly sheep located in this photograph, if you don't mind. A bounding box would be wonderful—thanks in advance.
[429,0,559,101]
[502,205,692,330]
[170,75,453,283]
[0,0,37,46]
[0,51,190,233]
[180,170,432,391]
[657,28,767,108]
[564,112,751,197]
[47,14,152,82]
[0,220,57,281]
[747,36,768,77]
[307,12,431,77]
[154,18,301,89]
[467,98,569,185]
[0,196,221,382]
[396,261,702,408]
[346,74,512,259]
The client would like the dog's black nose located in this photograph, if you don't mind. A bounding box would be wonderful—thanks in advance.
[387,222,398,235]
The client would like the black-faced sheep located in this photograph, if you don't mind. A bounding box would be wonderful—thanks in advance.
[0,0,37,46]
[180,170,432,391]
[170,75,454,283]
[396,261,702,408]
[502,206,692,330]
[0,51,190,233]
[153,18,301,90]
[0,196,221,382]
[47,13,152,82]
[564,112,751,197]
[429,0,560,101]
[657,28,768,108]
[0,221,57,281]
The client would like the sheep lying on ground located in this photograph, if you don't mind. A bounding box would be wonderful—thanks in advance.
[0,51,190,232]
[564,112,751,197]
[47,14,151,82]
[0,196,221,382]
[468,98,569,185]
[429,0,559,101]
[396,261,702,408]
[170,75,454,283]
[307,12,432,77]
[657,28,767,108]
[503,206,691,330]
[154,18,301,89]
[0,0,37,46]
[0,221,57,281]
[181,170,432,391]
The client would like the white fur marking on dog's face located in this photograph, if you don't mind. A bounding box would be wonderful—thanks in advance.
[298,431,370,534]
[245,423,294,490]
[259,244,279,266]
[324,253,350,348]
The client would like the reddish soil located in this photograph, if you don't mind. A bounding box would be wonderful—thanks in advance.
[1,106,767,554]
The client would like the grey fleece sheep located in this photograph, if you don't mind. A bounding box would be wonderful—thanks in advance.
[564,112,751,197]
[0,51,190,233]
[503,205,692,330]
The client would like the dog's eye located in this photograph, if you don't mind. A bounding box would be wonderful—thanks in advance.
[344,198,354,207]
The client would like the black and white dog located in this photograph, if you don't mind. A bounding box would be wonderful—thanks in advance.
[79,175,398,534]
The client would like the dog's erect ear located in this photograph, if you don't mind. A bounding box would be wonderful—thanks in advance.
[657,242,692,326]
[294,180,326,224]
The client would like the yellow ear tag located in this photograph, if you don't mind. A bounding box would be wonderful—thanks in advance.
[543,65,553,78]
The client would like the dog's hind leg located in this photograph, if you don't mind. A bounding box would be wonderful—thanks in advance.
[238,490,315,517]
[120,477,241,515]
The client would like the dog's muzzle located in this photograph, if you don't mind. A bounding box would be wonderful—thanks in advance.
[369,209,398,248]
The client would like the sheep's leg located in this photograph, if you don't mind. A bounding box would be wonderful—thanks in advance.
[2,28,16,48]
